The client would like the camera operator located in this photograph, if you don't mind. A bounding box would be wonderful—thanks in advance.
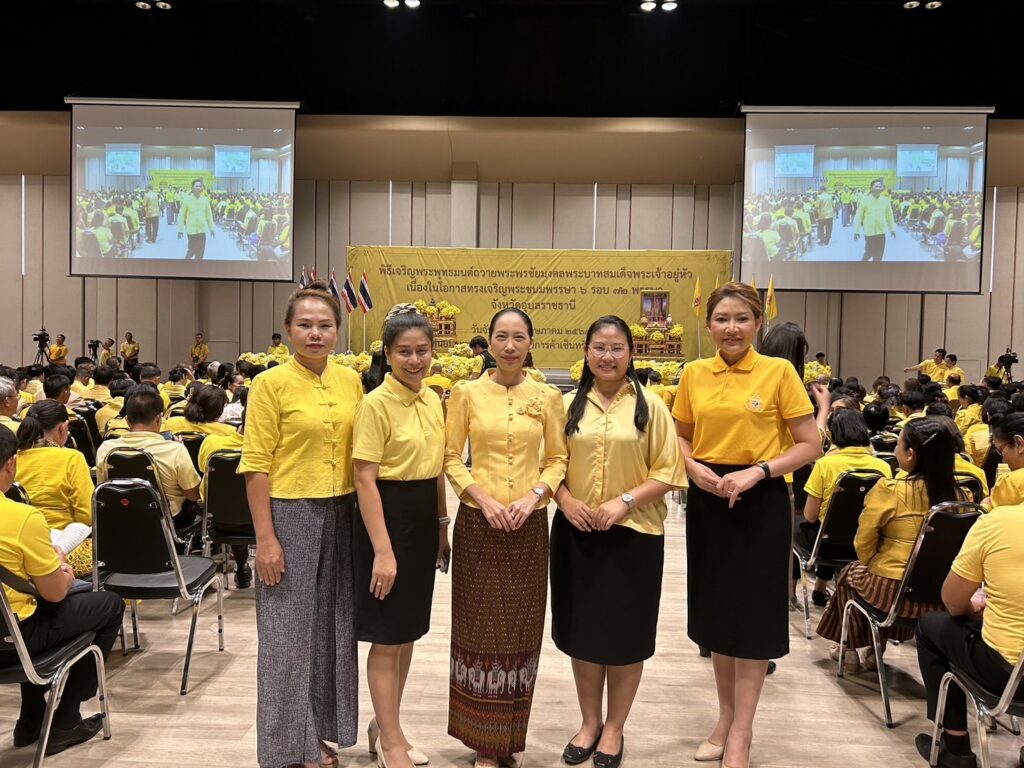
[47,334,68,366]
[986,350,1018,384]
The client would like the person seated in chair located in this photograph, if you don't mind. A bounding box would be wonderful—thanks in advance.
[955,386,985,434]
[986,412,1024,507]
[816,418,964,673]
[913,494,1024,768]
[0,428,124,756]
[163,384,235,437]
[95,378,132,436]
[964,398,1013,469]
[895,390,927,429]
[798,409,893,607]
[864,402,899,450]
[84,365,114,405]
[0,377,21,434]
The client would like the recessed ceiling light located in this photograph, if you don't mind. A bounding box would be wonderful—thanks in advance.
[155,1,171,8]
[964,126,974,131]
[273,128,283,133]
[404,0,420,7]
[384,0,399,7]
[925,0,942,7]
[903,1,920,8]
[135,1,151,8]
[662,0,678,9]
[640,0,656,9]
[76,126,85,130]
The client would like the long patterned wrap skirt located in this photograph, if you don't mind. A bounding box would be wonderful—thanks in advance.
[255,494,358,768]
[448,503,548,756]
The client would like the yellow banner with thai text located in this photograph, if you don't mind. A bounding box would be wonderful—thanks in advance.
[346,246,733,370]
[824,170,897,193]
[147,169,215,192]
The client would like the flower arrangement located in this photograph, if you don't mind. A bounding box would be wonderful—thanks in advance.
[437,300,461,319]
[329,352,374,373]
[435,354,474,382]
[449,342,474,358]
[239,351,290,366]
[369,340,383,353]
[630,324,648,339]
[570,359,585,383]
[649,330,666,343]
[804,360,832,384]
[668,324,684,340]
[517,398,545,419]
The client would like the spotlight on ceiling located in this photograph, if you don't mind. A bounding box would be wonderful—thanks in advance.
[640,0,656,10]
[135,1,151,8]
[925,0,942,7]
[903,1,920,8]
[155,1,171,8]
[662,0,678,8]
[384,0,399,7]
[405,0,420,7]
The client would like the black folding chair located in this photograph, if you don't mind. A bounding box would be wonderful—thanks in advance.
[927,644,1024,768]
[793,470,884,639]
[838,501,984,728]
[175,431,206,476]
[955,472,986,505]
[67,417,96,468]
[0,566,111,767]
[201,451,256,588]
[4,481,30,504]
[92,479,224,695]
[72,406,103,453]
[874,452,900,474]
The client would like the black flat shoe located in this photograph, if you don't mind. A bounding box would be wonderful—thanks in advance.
[914,733,978,768]
[812,589,831,607]
[562,729,601,765]
[13,719,40,747]
[592,736,623,768]
[766,660,777,675]
[699,646,711,658]
[45,714,104,755]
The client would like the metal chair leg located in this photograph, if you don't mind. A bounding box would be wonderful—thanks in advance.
[837,598,853,679]
[180,588,204,696]
[90,646,112,740]
[973,696,992,768]
[869,623,894,728]
[130,599,140,649]
[34,663,72,768]
[221,544,230,590]
[801,567,812,639]
[118,622,127,657]
[216,579,225,651]
[1011,715,1021,736]
[930,674,953,766]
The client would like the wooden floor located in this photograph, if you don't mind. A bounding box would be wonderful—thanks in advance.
[0,488,1021,768]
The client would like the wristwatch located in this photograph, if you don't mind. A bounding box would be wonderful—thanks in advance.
[621,492,635,510]
[531,486,547,499]
[756,460,772,480]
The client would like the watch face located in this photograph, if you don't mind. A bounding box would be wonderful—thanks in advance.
[622,493,634,504]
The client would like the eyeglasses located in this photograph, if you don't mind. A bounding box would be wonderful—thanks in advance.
[587,345,629,359]
[992,439,1015,457]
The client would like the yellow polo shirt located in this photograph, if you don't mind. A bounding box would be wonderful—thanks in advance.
[120,341,139,361]
[70,380,92,398]
[96,431,201,517]
[0,497,62,621]
[84,384,111,404]
[803,446,893,520]
[955,402,983,433]
[563,383,686,535]
[189,343,209,363]
[163,416,236,438]
[15,447,93,530]
[918,359,949,382]
[95,397,124,434]
[672,346,813,465]
[952,504,1024,664]
[945,366,967,385]
[48,345,68,366]
[422,374,453,392]
[444,373,568,509]
[239,358,363,499]
[352,374,444,481]
[267,343,289,356]
[991,467,1024,507]
[963,423,991,467]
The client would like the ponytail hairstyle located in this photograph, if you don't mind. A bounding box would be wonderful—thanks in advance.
[566,316,649,436]
[374,303,434,388]
[16,399,69,450]
[900,417,959,506]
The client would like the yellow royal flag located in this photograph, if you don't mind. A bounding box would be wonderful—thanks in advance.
[714,273,720,290]
[765,274,778,321]
[691,276,702,319]
[750,276,758,293]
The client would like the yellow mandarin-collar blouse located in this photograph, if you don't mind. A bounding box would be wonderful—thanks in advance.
[444,372,568,509]
[239,358,363,498]
[564,383,686,535]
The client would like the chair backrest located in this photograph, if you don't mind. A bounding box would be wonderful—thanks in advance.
[165,401,187,418]
[870,434,898,453]
[176,431,206,474]
[67,417,96,468]
[72,406,103,450]
[92,479,187,593]
[981,446,1001,489]
[874,452,900,473]
[0,565,48,685]
[102,447,165,498]
[205,451,254,531]
[4,482,30,505]
[887,501,984,622]
[954,472,985,504]
[814,470,884,557]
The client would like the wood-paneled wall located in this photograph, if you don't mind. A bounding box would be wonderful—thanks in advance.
[3,177,1021,384]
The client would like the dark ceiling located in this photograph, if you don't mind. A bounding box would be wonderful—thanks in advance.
[11,0,1015,117]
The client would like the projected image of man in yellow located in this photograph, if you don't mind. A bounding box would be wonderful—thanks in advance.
[853,178,897,262]
[178,178,215,260]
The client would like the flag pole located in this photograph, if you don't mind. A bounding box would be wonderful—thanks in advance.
[362,313,367,354]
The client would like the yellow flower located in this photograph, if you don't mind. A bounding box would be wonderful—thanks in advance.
[570,359,585,383]
[516,398,544,419]
[414,300,428,313]
[449,343,473,358]
[369,340,383,353]
[630,324,648,339]
[650,330,665,343]
[668,324,684,339]
[526,368,547,384]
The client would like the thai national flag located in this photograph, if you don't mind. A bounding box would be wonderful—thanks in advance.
[329,269,347,311]
[298,266,307,289]
[358,271,374,314]
[343,270,359,314]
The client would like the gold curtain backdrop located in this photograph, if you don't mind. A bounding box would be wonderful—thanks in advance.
[346,246,733,369]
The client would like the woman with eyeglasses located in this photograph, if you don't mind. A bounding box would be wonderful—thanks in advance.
[551,316,686,768]
[987,412,1024,506]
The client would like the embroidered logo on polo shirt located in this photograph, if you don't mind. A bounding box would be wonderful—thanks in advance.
[746,393,764,412]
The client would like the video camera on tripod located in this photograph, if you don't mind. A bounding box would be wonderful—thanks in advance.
[998,348,1018,381]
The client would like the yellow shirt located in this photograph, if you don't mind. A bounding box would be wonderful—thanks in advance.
[144,190,161,217]
[757,229,781,259]
[991,467,1024,507]
[178,193,215,236]
[0,497,62,621]
[352,374,444,481]
[239,358,363,499]
[672,347,813,466]
[189,343,209,363]
[955,454,990,499]
[895,410,927,430]
[104,415,129,438]
[563,383,686,535]
[943,385,962,406]
[951,504,1024,664]
[855,478,935,580]
[163,416,237,438]
[955,402,983,433]
[803,447,894,520]
[99,348,113,366]
[120,341,139,360]
[161,382,187,400]
[48,344,68,365]
[648,384,678,409]
[85,383,112,403]
[963,423,991,467]
[70,380,91,398]
[918,359,949,382]
[422,374,453,392]
[267,343,289,356]
[25,381,44,399]
[854,194,896,237]
[96,431,201,517]
[15,447,93,530]
[945,366,967,385]
[0,415,18,433]
[197,431,244,504]
[95,397,124,434]
[444,373,568,509]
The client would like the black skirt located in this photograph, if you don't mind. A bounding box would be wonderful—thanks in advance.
[353,478,439,645]
[686,463,792,660]
[550,509,665,665]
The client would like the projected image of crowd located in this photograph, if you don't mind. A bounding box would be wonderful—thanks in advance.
[742,187,983,264]
[74,187,292,263]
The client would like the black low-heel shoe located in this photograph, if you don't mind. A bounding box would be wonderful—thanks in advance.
[562,729,602,765]
[592,737,624,768]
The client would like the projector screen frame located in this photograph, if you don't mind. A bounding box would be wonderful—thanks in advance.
[65,97,300,283]
[738,105,995,296]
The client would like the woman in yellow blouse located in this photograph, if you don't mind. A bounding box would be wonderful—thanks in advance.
[954,385,984,433]
[14,400,94,575]
[120,332,140,371]
[444,308,568,768]
[817,418,963,670]
[552,316,685,768]
[353,305,448,768]
[672,282,820,768]
[987,412,1024,506]
[164,384,236,437]
[240,280,363,768]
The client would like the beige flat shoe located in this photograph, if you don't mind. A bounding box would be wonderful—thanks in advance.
[367,718,429,765]
[695,739,725,761]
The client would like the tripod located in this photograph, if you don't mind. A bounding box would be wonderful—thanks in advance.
[32,345,48,366]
